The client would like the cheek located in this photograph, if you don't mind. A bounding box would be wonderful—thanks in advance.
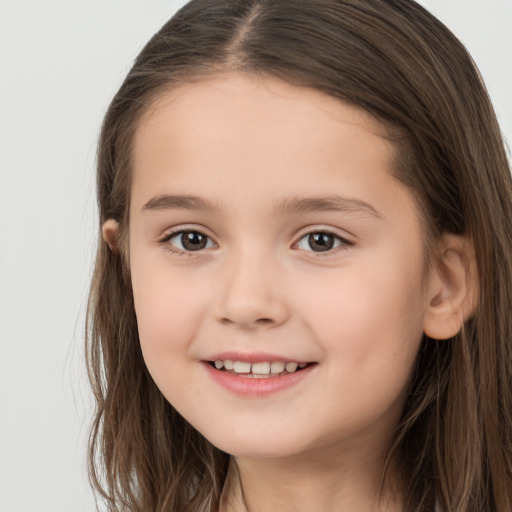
[298,253,427,375]
[131,265,214,409]
[130,258,208,364]
[295,264,425,436]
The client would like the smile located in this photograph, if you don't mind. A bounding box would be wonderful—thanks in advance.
[204,358,316,396]
[211,360,309,378]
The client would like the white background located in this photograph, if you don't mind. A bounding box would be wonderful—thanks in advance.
[0,1,510,511]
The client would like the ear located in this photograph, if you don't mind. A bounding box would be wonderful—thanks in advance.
[423,234,478,340]
[102,219,121,252]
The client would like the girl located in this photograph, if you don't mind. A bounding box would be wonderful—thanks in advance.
[86,1,512,511]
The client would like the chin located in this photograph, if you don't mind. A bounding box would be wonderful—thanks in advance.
[198,425,314,460]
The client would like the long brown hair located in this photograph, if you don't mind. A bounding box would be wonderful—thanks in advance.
[86,1,512,510]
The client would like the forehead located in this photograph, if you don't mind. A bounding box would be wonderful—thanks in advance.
[135,72,390,151]
[137,72,387,134]
[130,72,397,204]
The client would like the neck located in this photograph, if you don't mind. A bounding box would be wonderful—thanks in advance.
[223,442,404,512]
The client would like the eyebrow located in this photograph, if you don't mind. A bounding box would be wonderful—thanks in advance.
[142,194,219,212]
[141,193,382,219]
[276,196,382,219]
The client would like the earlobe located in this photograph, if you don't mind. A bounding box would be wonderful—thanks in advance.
[102,219,121,252]
[423,234,478,340]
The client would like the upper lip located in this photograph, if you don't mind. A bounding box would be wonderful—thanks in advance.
[203,351,312,364]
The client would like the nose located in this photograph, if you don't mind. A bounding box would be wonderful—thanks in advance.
[215,250,290,329]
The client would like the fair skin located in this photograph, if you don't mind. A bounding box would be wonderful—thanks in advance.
[104,72,474,511]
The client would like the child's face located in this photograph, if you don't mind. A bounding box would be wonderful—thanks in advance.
[128,73,430,460]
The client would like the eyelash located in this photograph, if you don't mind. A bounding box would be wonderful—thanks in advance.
[160,230,216,255]
[159,229,353,256]
[294,230,352,254]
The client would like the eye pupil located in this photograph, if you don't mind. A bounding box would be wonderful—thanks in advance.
[309,233,334,252]
[182,231,207,251]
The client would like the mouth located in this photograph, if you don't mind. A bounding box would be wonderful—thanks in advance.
[207,359,315,378]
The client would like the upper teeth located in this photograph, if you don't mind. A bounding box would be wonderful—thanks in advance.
[214,360,307,375]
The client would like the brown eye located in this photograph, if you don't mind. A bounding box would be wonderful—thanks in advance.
[168,231,214,251]
[308,233,335,252]
[296,232,348,252]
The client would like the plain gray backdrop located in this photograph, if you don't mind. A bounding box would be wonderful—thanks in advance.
[0,1,510,511]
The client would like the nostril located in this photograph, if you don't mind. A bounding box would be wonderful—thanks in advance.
[219,316,274,328]
[255,318,273,325]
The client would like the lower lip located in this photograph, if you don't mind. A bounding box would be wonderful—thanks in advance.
[202,362,315,397]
